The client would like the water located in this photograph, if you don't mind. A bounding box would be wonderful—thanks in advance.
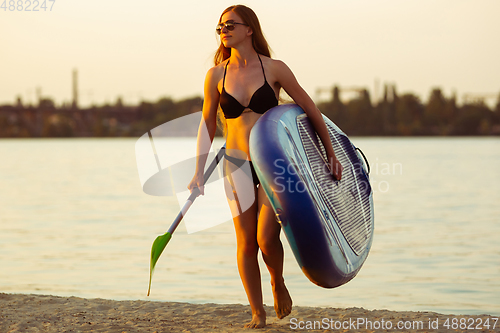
[0,137,499,316]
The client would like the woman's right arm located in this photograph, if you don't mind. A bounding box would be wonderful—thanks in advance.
[187,66,221,195]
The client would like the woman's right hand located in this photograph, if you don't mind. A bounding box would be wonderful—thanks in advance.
[188,172,205,196]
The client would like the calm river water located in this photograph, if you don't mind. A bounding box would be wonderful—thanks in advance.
[0,137,498,315]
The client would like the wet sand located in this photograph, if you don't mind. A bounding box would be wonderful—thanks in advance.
[0,293,497,332]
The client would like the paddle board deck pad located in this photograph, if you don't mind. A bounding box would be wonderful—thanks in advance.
[249,104,374,288]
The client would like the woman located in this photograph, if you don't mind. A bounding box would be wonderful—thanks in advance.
[188,5,343,329]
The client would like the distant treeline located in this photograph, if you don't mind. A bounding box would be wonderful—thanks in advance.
[1,86,499,138]
[317,86,500,136]
[0,97,204,138]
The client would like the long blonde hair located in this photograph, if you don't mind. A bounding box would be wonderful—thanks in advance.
[214,5,273,136]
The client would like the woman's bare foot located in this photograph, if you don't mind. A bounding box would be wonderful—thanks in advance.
[272,282,292,319]
[245,312,266,328]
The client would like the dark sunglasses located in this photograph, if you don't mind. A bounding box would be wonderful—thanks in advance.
[216,21,249,35]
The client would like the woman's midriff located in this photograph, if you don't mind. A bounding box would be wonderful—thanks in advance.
[225,109,262,160]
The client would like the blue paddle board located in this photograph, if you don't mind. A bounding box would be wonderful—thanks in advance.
[249,104,374,288]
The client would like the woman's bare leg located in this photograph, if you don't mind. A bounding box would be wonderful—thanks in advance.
[256,186,293,319]
[232,203,267,328]
[224,159,266,328]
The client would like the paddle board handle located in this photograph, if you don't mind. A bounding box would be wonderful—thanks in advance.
[355,147,370,175]
[166,143,226,235]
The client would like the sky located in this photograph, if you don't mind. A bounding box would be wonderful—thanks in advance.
[1,0,499,108]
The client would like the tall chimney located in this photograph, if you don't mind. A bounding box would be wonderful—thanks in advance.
[72,68,78,109]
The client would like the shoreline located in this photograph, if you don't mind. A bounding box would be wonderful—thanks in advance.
[1,293,498,332]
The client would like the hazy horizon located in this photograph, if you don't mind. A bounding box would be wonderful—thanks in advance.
[2,0,499,108]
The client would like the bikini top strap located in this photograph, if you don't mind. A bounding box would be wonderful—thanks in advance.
[257,54,267,81]
[223,59,229,87]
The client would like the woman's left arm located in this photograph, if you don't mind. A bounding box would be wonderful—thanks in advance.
[274,60,343,180]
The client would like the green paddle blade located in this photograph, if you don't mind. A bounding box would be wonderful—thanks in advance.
[147,232,172,296]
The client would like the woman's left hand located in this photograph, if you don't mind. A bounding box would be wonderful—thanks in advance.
[328,155,343,181]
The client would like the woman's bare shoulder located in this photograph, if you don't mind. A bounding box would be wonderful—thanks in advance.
[260,56,293,83]
[207,61,229,82]
[259,55,282,64]
[261,56,290,71]
[205,60,228,87]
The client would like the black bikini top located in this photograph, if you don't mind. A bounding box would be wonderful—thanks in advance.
[219,54,278,119]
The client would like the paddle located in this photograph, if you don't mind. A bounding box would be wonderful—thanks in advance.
[147,143,226,296]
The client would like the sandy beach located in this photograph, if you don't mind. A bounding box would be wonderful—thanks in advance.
[1,293,498,332]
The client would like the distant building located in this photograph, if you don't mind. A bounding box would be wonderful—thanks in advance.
[72,69,78,109]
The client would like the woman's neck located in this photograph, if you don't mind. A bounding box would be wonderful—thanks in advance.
[229,44,258,67]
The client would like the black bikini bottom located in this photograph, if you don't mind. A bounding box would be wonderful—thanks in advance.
[224,153,260,186]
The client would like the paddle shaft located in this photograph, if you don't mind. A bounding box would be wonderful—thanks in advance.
[166,144,226,235]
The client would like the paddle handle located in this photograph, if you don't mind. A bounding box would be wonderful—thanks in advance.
[166,144,226,235]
